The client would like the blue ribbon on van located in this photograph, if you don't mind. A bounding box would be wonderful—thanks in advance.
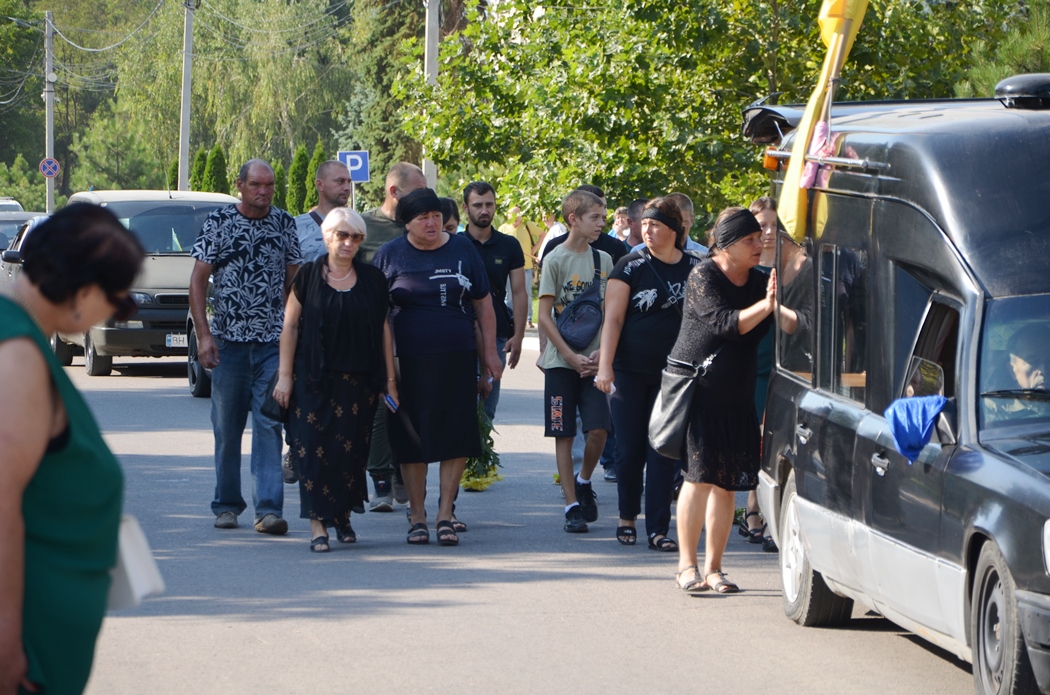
[884,395,948,462]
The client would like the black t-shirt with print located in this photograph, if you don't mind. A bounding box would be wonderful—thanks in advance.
[610,249,701,375]
[462,227,525,340]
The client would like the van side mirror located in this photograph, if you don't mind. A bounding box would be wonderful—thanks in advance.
[1,250,22,264]
[936,398,957,446]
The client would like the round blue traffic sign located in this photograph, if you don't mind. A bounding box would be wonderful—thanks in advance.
[40,158,60,178]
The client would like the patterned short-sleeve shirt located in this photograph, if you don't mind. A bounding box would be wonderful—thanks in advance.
[191,204,302,342]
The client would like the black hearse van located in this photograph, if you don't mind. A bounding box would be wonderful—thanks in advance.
[747,74,1050,695]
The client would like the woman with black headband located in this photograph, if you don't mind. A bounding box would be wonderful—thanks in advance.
[596,197,702,551]
[668,207,798,593]
[371,187,502,546]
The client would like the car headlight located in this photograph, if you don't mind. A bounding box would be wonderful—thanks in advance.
[130,292,152,306]
[1043,519,1050,576]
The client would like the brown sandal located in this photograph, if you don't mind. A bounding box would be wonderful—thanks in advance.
[705,570,739,594]
[675,565,708,593]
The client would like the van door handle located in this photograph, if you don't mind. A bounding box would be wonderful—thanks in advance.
[871,452,890,476]
[795,424,812,444]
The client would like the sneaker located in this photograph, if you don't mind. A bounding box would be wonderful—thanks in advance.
[370,477,394,512]
[603,467,617,482]
[214,511,238,529]
[575,479,598,522]
[392,480,408,504]
[564,506,588,533]
[282,451,299,484]
[254,514,288,535]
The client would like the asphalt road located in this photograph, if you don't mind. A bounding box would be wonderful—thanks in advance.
[73,348,974,695]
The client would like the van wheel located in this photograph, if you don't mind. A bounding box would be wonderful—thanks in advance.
[84,334,112,377]
[187,324,211,398]
[779,471,853,626]
[50,333,74,366]
[972,541,1037,695]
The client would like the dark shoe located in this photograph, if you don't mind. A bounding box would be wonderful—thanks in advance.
[451,517,468,533]
[564,506,588,533]
[335,522,356,544]
[392,480,409,504]
[648,534,679,552]
[738,511,766,543]
[254,514,288,535]
[705,570,740,594]
[310,536,330,553]
[370,476,394,512]
[407,522,430,545]
[282,451,299,484]
[214,511,238,529]
[436,520,459,546]
[603,467,617,482]
[616,526,637,545]
[763,536,778,553]
[575,479,598,523]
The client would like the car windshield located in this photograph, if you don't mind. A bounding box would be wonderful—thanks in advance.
[979,294,1050,430]
[104,201,226,255]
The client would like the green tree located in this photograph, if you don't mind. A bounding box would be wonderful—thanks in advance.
[190,147,208,191]
[202,144,229,194]
[0,0,43,167]
[303,139,326,211]
[167,156,179,190]
[273,161,287,211]
[287,144,309,216]
[957,0,1050,97]
[69,100,164,192]
[0,154,45,212]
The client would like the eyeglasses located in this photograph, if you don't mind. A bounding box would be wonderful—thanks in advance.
[333,230,365,243]
[106,292,138,322]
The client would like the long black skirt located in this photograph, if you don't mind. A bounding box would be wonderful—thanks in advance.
[287,370,378,524]
[389,350,482,464]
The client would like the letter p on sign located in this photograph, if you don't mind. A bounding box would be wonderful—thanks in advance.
[337,150,370,183]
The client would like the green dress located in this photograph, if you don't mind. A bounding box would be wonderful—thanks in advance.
[0,297,124,695]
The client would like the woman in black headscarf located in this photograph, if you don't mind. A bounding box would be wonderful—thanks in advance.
[669,207,798,594]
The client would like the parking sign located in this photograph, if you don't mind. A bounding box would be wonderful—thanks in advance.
[337,150,370,183]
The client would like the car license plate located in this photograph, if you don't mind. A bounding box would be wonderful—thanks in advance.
[166,333,187,348]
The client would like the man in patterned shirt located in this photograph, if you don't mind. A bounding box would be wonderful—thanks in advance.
[190,159,303,535]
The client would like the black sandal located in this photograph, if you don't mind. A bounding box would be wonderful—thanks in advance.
[335,523,356,544]
[436,520,459,546]
[616,526,637,545]
[738,511,766,543]
[451,517,468,533]
[648,534,679,552]
[406,522,429,545]
[310,536,330,553]
[705,570,740,594]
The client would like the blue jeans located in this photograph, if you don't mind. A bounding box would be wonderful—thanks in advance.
[482,337,508,422]
[209,338,284,520]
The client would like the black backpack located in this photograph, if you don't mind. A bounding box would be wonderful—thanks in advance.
[555,248,604,351]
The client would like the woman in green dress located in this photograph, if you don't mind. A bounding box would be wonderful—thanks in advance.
[0,203,144,694]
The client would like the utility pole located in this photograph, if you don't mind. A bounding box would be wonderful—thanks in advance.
[177,1,195,191]
[422,0,439,189]
[44,11,55,213]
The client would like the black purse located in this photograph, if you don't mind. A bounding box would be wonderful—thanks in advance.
[648,346,723,459]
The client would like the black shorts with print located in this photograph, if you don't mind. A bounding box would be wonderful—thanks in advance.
[543,367,611,438]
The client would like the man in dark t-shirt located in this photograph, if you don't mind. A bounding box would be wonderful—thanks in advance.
[461,181,527,420]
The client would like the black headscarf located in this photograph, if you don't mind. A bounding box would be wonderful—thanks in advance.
[640,207,684,235]
[395,187,442,225]
[714,209,761,249]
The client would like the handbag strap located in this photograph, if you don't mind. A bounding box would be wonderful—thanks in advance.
[667,341,725,378]
[591,247,601,279]
[642,249,682,316]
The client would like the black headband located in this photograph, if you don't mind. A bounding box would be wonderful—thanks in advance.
[715,209,761,249]
[395,187,442,225]
[640,207,683,235]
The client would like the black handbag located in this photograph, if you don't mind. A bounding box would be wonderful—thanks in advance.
[260,370,288,423]
[555,248,604,351]
[648,346,724,459]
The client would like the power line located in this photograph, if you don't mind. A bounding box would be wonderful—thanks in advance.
[198,0,350,35]
[0,39,41,106]
[51,0,166,53]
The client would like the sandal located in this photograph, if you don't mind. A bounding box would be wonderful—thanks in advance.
[616,526,637,545]
[738,511,766,543]
[335,523,356,544]
[705,570,739,594]
[675,565,708,593]
[310,536,330,553]
[451,517,468,533]
[406,522,429,545]
[436,520,459,546]
[648,534,679,552]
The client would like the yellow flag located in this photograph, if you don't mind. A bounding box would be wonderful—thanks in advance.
[778,0,868,242]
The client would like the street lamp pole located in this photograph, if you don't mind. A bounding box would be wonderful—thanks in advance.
[177,1,195,191]
[44,10,55,213]
[422,0,438,189]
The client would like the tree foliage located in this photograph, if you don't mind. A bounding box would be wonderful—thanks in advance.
[398,0,1018,223]
[69,100,164,192]
[167,156,178,190]
[273,161,287,211]
[190,147,208,191]
[286,144,309,216]
[957,0,1050,97]
[303,139,326,211]
[202,143,229,194]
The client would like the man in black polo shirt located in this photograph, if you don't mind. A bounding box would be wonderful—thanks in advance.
[462,181,527,421]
